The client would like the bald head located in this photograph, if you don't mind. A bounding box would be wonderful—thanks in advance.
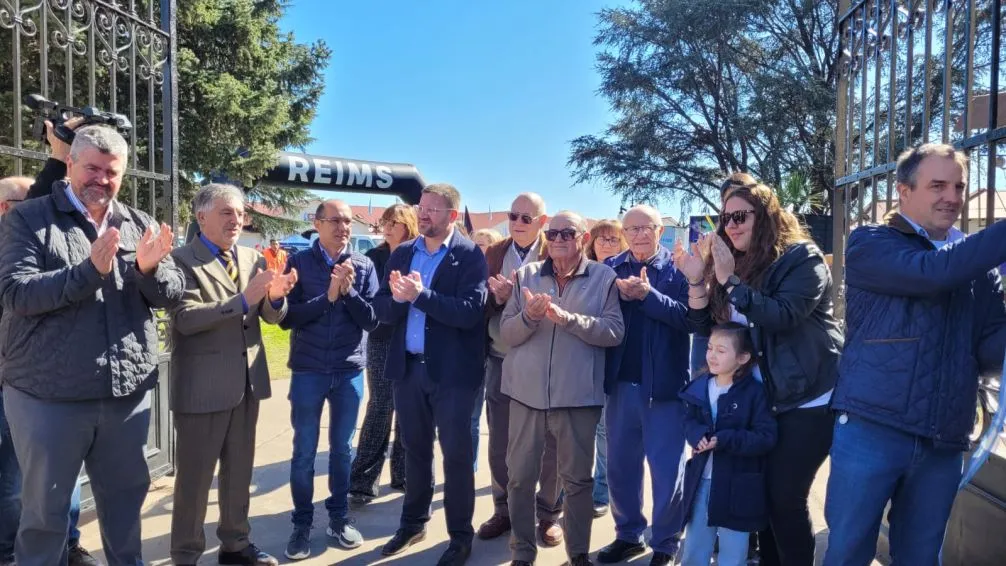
[314,199,353,254]
[509,192,549,247]
[0,176,31,216]
[621,204,663,260]
[550,210,588,233]
[623,204,661,225]
[513,192,546,216]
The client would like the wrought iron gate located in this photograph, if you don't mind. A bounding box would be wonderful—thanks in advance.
[1,0,179,502]
[834,0,1005,295]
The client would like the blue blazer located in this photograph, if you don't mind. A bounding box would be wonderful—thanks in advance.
[372,232,488,388]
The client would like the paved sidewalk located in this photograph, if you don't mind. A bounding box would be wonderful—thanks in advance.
[74,379,885,565]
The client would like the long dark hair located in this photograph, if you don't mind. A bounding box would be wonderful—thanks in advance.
[708,322,758,380]
[706,183,811,323]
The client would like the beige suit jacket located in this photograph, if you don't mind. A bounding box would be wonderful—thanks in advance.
[169,238,287,414]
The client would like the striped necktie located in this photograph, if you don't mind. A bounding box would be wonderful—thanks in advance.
[219,249,238,283]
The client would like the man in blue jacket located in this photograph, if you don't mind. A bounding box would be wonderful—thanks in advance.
[373,183,488,566]
[280,199,379,561]
[824,144,1006,566]
[598,205,692,566]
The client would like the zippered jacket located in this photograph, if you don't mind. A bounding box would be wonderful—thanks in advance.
[500,256,624,409]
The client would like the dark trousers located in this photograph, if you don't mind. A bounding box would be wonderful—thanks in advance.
[171,391,260,564]
[4,386,151,566]
[393,358,478,543]
[350,335,406,497]
[759,405,834,566]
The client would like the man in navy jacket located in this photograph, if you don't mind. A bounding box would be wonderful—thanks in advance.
[599,205,692,566]
[373,184,488,566]
[280,200,379,561]
[824,144,1006,566]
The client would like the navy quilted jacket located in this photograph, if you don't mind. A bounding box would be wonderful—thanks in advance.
[833,214,1006,450]
[280,241,379,373]
[0,185,185,400]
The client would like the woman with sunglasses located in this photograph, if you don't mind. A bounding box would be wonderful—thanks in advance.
[349,204,419,505]
[673,183,843,566]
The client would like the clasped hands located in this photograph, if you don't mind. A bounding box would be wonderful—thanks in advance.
[521,288,572,326]
[246,268,298,305]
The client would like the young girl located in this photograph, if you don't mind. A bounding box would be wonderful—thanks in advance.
[677,322,778,566]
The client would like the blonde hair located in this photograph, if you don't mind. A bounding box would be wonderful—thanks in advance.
[473,228,504,246]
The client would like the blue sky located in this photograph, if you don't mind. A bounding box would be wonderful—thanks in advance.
[280,0,636,220]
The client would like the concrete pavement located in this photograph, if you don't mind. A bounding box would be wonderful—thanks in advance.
[74,378,886,565]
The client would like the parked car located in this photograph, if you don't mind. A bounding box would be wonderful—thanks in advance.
[291,230,380,254]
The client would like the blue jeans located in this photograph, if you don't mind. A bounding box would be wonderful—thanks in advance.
[289,371,364,529]
[607,382,687,555]
[0,388,84,561]
[472,377,486,472]
[823,413,962,566]
[592,406,609,506]
[680,478,749,566]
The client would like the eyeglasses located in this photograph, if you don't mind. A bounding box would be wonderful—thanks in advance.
[544,228,579,242]
[508,211,539,225]
[597,236,621,246]
[413,205,455,216]
[379,220,400,229]
[316,217,352,226]
[720,209,756,226]
[624,224,660,236]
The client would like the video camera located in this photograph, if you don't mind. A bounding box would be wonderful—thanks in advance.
[22,94,132,146]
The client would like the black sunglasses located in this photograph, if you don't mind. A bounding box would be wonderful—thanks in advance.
[508,211,538,224]
[544,228,579,242]
[720,209,756,226]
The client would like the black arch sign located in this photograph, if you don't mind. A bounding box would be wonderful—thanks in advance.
[263,151,427,204]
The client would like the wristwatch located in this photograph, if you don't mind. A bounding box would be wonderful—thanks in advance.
[726,274,741,291]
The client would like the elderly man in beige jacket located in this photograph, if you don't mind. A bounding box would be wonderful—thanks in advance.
[500,210,625,566]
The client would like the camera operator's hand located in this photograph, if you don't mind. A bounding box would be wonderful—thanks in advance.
[45,116,84,163]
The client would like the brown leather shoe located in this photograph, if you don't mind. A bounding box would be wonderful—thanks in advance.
[537,520,563,547]
[477,513,512,539]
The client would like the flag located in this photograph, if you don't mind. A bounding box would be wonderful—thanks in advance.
[463,206,475,235]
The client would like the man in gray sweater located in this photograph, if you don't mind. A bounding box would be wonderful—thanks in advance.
[500,211,625,566]
[0,126,184,566]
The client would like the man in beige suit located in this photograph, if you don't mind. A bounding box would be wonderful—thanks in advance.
[168,183,298,566]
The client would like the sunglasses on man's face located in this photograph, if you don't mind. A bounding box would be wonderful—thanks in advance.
[544,228,579,242]
[508,211,538,224]
[720,209,756,227]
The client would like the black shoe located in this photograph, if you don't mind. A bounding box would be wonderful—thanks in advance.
[218,542,279,565]
[390,480,407,491]
[511,561,534,566]
[68,541,100,566]
[436,541,472,566]
[650,551,673,566]
[381,528,427,556]
[592,503,609,518]
[567,554,592,566]
[597,539,646,563]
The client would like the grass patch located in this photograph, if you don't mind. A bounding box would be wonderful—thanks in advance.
[261,323,292,381]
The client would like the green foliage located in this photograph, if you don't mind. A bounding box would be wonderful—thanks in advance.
[569,0,839,212]
[178,0,330,232]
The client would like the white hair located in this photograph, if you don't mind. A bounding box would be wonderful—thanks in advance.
[193,183,245,215]
[550,210,588,232]
[0,176,32,202]
[623,204,662,225]
[68,125,129,163]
